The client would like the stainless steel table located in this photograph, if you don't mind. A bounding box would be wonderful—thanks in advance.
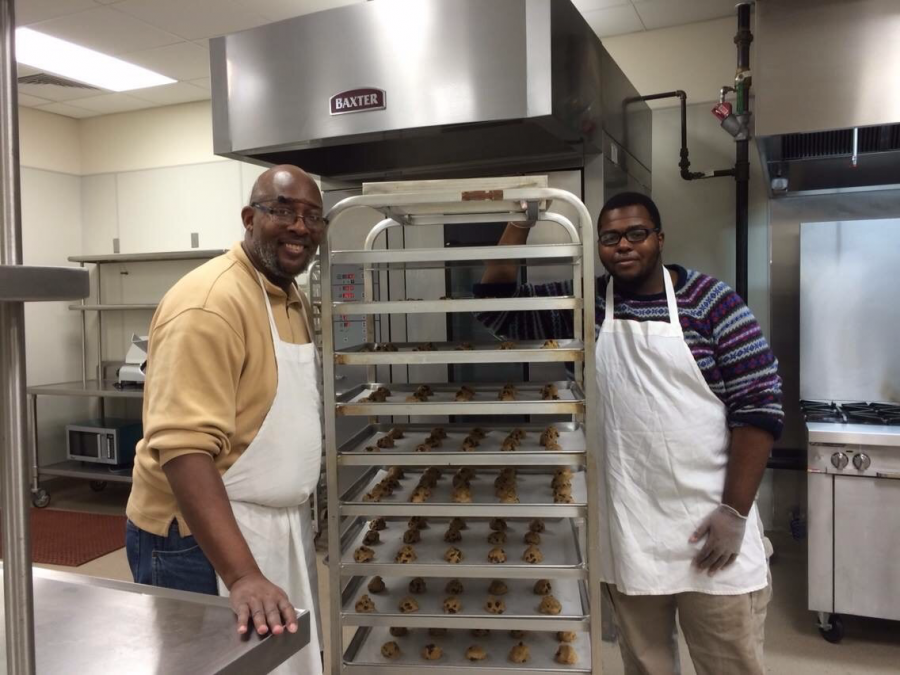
[0,565,310,674]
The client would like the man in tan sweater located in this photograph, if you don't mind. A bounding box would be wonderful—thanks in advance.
[126,165,326,669]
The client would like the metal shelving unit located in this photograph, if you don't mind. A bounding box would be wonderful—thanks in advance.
[321,180,601,674]
[27,249,225,507]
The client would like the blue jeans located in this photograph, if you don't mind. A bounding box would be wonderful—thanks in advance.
[126,519,218,595]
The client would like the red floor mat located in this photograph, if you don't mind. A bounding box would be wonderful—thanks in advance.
[0,509,126,567]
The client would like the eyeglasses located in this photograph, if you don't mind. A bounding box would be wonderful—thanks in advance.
[598,226,660,247]
[251,202,327,231]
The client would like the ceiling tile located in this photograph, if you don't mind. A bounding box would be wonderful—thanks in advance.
[189,77,211,90]
[633,0,737,32]
[17,93,52,107]
[120,42,210,81]
[67,92,152,114]
[129,81,210,106]
[17,64,42,78]
[239,0,365,23]
[16,0,97,26]
[31,6,182,55]
[114,0,268,40]
[572,0,631,12]
[33,102,100,118]
[583,4,644,38]
[17,81,103,102]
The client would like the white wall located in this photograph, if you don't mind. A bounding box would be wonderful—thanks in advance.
[19,110,90,463]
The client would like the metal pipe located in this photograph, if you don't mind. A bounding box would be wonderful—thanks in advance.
[625,90,734,181]
[734,2,753,302]
[0,0,38,670]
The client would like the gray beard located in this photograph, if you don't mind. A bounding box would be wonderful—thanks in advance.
[249,237,307,281]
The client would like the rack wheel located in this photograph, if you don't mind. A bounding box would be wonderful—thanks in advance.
[819,613,844,643]
[90,480,108,493]
[32,489,51,509]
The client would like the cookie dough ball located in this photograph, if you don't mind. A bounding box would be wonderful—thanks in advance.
[445,578,464,595]
[553,467,573,481]
[484,596,506,614]
[363,530,380,546]
[488,547,507,564]
[555,644,578,665]
[545,440,562,451]
[422,644,443,661]
[410,487,430,503]
[449,516,468,530]
[408,577,427,594]
[523,531,541,545]
[415,443,432,453]
[376,435,395,449]
[542,339,560,349]
[487,530,507,545]
[539,594,563,615]
[471,628,490,637]
[368,576,386,593]
[499,340,516,349]
[470,427,487,438]
[489,518,508,531]
[523,545,544,564]
[499,492,520,504]
[533,579,552,595]
[390,627,409,637]
[398,596,419,613]
[387,427,405,439]
[466,645,488,662]
[428,627,448,637]
[354,546,375,563]
[529,518,545,533]
[395,545,417,563]
[408,516,429,530]
[430,426,448,439]
[557,631,577,643]
[365,445,380,452]
[381,641,401,659]
[444,528,463,543]
[508,642,530,664]
[488,580,508,595]
[444,547,463,564]
[554,493,574,504]
[443,596,462,614]
[403,528,422,544]
[509,630,527,639]
[452,473,471,489]
[452,486,473,503]
[355,594,376,612]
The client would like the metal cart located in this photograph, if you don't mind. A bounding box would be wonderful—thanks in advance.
[25,249,225,506]
[321,181,601,673]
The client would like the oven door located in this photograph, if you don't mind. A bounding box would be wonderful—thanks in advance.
[834,474,900,621]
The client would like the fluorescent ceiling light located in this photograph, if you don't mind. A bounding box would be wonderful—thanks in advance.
[16,28,175,92]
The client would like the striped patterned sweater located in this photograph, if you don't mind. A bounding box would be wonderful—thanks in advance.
[474,265,784,438]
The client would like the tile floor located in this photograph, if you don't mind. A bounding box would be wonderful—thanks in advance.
[40,478,900,673]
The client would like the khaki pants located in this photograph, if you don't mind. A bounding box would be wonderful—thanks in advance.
[605,572,772,675]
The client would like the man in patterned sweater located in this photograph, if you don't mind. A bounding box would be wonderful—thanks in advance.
[477,192,781,675]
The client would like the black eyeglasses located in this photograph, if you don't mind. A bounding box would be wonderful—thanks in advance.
[599,226,660,247]
[251,202,327,231]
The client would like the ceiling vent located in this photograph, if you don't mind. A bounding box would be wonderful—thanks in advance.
[17,73,100,91]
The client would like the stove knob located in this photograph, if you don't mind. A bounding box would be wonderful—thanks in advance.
[853,453,871,471]
[831,452,849,470]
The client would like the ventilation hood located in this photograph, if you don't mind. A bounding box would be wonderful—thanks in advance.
[756,0,900,196]
[209,0,650,185]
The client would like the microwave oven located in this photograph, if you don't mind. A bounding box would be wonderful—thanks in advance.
[66,419,142,466]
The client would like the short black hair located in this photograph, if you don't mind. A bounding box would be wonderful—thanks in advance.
[598,191,662,232]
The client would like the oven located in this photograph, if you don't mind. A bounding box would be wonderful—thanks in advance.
[805,402,900,643]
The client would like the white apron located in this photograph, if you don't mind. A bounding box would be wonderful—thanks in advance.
[595,268,767,596]
[217,274,323,674]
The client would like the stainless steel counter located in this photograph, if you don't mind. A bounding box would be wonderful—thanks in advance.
[0,565,310,674]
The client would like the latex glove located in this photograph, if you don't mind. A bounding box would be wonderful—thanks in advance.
[690,504,747,575]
